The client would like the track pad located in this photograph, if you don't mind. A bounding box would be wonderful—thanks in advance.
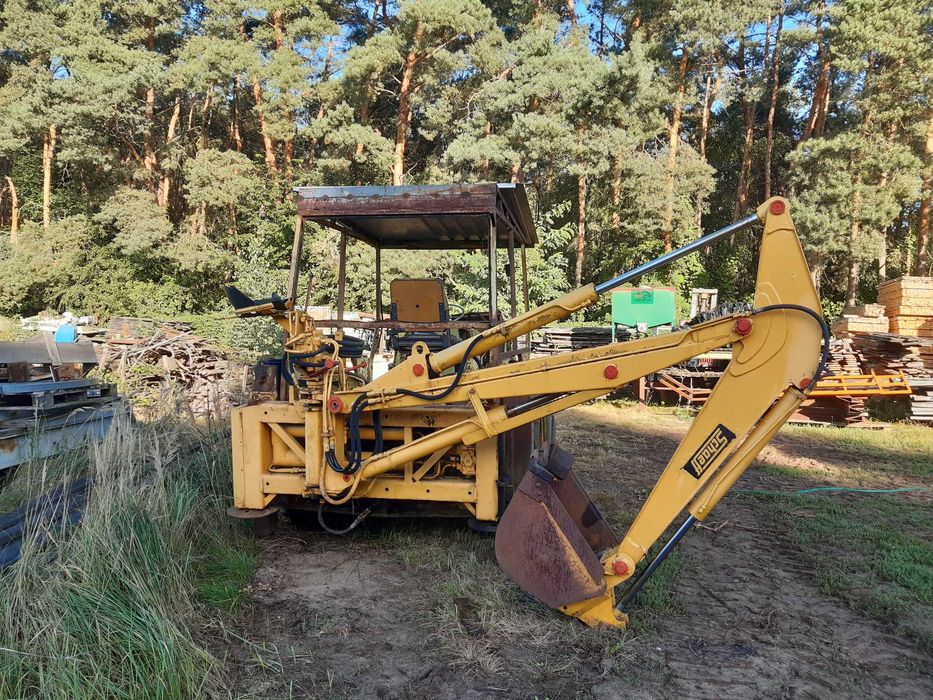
[495,462,607,608]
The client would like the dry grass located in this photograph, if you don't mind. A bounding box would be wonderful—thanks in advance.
[0,417,257,699]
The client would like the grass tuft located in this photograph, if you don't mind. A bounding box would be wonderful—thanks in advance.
[0,416,257,699]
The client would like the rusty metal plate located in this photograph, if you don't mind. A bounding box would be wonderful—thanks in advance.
[495,465,606,608]
[551,470,617,553]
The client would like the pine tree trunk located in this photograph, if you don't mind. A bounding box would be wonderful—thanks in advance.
[391,21,423,186]
[697,61,722,228]
[764,6,785,199]
[916,112,933,275]
[310,36,336,171]
[734,40,755,220]
[662,50,689,252]
[354,2,382,163]
[611,153,623,228]
[481,120,492,175]
[575,173,587,287]
[42,124,57,229]
[5,176,18,245]
[241,22,278,173]
[142,18,159,196]
[802,2,830,142]
[846,184,863,306]
[160,96,181,209]
[623,10,641,50]
[251,77,277,172]
[200,88,212,150]
[566,0,577,27]
[231,77,243,152]
[698,61,722,162]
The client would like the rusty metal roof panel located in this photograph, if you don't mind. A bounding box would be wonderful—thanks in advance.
[293,183,537,249]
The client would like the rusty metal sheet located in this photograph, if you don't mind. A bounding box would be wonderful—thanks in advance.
[495,464,606,608]
[0,341,98,365]
[552,470,617,553]
[293,184,537,249]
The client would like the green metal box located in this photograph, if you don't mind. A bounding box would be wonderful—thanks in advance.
[611,287,676,331]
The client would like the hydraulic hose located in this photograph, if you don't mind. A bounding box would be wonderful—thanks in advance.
[750,303,830,384]
[325,332,487,474]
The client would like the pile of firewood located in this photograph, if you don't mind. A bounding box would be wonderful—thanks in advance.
[95,326,236,417]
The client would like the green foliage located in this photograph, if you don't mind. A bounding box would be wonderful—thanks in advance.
[0,0,930,321]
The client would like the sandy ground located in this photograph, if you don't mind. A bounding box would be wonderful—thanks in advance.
[212,403,933,699]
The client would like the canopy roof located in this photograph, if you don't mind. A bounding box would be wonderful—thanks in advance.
[293,183,537,250]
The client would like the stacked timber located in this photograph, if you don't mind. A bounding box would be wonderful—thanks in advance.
[792,338,866,424]
[531,326,613,357]
[824,337,863,375]
[849,332,933,422]
[831,304,889,336]
[906,379,933,422]
[95,325,236,417]
[878,276,933,338]
[851,333,933,378]
[794,396,868,425]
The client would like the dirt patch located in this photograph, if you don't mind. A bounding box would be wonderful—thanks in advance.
[216,404,933,699]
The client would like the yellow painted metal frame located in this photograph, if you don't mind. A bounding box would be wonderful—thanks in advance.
[231,196,825,629]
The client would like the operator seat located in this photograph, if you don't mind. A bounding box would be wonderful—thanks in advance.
[387,278,455,355]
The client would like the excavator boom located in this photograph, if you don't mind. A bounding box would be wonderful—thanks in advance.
[333,197,825,627]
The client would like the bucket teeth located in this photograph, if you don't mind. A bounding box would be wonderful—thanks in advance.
[495,449,616,609]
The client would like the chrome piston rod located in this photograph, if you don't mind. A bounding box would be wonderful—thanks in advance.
[594,213,759,295]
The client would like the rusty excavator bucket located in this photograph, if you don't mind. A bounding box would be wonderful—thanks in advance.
[494,445,616,608]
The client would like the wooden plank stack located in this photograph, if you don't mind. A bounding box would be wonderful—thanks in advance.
[906,379,933,422]
[878,276,933,338]
[531,326,613,357]
[831,303,889,335]
[824,337,863,375]
[846,332,933,422]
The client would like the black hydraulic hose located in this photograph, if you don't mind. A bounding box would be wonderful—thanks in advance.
[395,333,487,402]
[750,303,831,384]
[326,333,487,474]
[316,503,373,535]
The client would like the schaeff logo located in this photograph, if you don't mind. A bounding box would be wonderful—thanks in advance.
[682,424,736,479]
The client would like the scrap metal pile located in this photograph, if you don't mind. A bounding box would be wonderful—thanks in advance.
[0,337,126,471]
[94,319,237,418]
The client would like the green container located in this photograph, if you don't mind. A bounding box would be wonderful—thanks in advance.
[611,287,676,332]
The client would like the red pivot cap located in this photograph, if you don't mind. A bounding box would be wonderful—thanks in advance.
[604,364,619,380]
[612,560,630,576]
[769,200,785,215]
[327,396,344,413]
[412,363,425,377]
[734,318,753,336]
[799,376,812,389]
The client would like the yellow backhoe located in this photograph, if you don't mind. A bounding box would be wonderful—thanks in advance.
[226,186,826,628]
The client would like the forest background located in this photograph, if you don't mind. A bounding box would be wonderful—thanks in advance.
[0,0,931,353]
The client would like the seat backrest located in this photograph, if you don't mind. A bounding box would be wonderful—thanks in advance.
[389,278,448,323]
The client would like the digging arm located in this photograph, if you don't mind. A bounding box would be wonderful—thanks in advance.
[333,198,826,626]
